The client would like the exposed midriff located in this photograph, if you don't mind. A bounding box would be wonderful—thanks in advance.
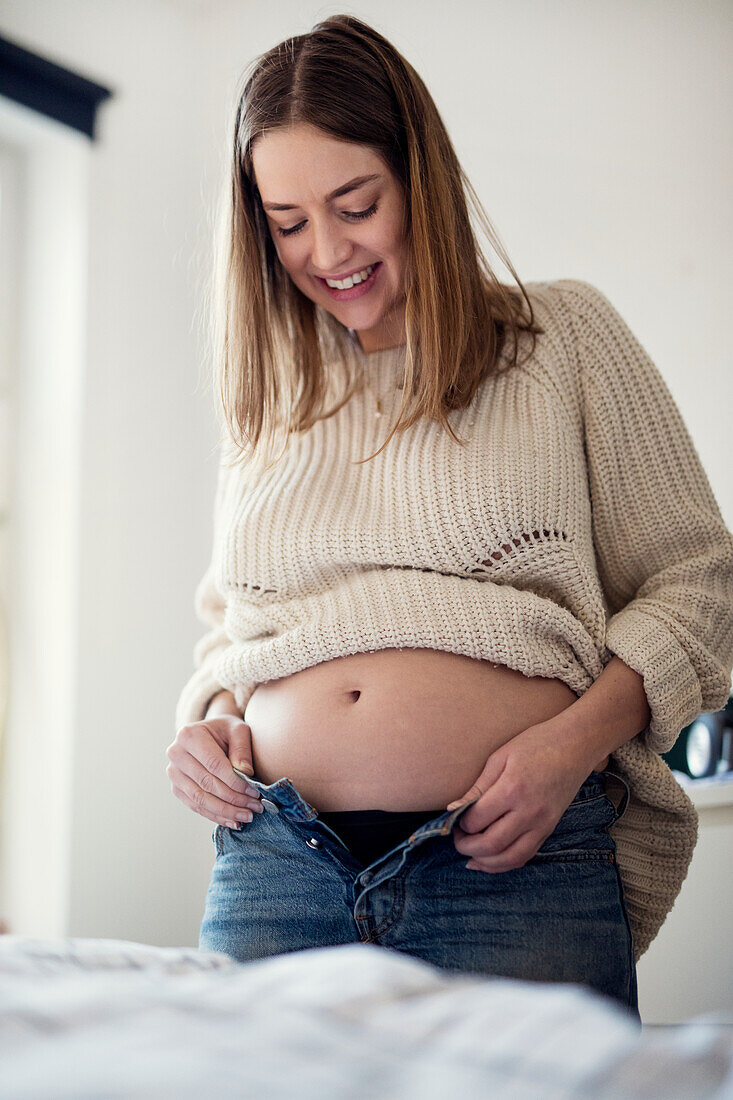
[242,648,609,812]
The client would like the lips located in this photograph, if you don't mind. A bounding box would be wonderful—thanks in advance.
[318,263,375,283]
[316,262,382,301]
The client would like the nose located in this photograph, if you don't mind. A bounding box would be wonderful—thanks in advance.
[311,218,352,276]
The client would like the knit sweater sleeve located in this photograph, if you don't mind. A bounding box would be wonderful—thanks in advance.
[557,279,733,755]
[174,453,235,730]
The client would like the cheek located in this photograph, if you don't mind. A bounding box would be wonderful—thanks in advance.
[272,241,286,269]
[381,222,406,264]
[276,245,304,278]
[271,231,297,265]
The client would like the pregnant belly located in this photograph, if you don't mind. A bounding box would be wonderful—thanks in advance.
[243,648,610,812]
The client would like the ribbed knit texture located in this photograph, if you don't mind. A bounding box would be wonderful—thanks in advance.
[176,279,733,961]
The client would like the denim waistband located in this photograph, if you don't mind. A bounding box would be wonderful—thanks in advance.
[238,774,490,846]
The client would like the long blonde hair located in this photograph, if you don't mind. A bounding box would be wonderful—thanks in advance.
[208,13,544,471]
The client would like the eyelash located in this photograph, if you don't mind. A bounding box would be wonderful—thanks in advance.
[276,202,379,237]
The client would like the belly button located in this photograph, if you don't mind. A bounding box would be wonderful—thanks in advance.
[347,689,361,703]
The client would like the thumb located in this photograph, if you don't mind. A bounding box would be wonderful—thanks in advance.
[228,722,255,777]
[446,752,505,810]
[446,785,482,812]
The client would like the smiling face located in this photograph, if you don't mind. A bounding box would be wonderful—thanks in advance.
[251,122,409,353]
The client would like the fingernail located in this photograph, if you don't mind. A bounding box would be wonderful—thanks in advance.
[447,800,466,811]
[236,810,253,822]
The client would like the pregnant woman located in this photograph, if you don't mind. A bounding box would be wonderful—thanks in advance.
[166,15,733,1018]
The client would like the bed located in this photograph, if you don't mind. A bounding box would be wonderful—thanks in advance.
[1,934,732,1098]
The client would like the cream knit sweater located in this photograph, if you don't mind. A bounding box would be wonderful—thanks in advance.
[176,279,733,961]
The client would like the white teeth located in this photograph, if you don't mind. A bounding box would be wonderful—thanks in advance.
[326,264,375,289]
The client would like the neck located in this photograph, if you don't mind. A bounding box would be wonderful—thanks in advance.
[350,312,407,355]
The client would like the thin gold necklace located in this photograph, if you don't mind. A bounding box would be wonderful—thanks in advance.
[359,357,405,418]
[350,331,404,417]
[366,378,384,418]
[356,360,387,418]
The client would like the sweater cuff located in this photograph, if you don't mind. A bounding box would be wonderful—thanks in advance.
[175,666,260,730]
[605,606,703,755]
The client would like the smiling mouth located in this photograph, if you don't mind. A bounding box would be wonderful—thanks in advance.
[315,262,382,300]
[317,262,378,288]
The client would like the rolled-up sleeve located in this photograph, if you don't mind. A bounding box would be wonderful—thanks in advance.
[560,279,733,755]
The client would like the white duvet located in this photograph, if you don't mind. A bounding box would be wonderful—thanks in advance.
[1,935,731,1099]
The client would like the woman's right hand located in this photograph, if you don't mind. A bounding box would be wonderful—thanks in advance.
[166,715,264,828]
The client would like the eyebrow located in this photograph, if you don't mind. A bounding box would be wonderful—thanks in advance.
[261,173,382,212]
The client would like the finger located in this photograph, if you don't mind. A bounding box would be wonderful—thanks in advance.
[446,783,484,811]
[169,748,257,807]
[166,756,259,818]
[171,770,256,826]
[453,810,513,855]
[455,810,524,859]
[456,786,515,834]
[466,831,543,873]
[186,731,258,799]
[447,755,508,813]
[176,748,261,810]
[227,723,255,777]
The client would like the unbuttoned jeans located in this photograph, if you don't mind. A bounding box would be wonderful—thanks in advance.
[199,768,639,1020]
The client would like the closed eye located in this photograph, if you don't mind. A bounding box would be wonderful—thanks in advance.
[276,202,379,238]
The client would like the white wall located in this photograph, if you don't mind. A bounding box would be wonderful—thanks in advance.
[0,97,88,938]
[0,0,220,950]
[638,787,733,1023]
[0,0,730,1022]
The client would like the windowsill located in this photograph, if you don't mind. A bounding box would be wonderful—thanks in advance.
[672,770,733,809]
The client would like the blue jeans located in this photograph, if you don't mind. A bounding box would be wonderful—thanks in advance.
[199,768,639,1020]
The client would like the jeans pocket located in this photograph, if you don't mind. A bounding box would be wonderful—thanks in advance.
[531,789,619,861]
[601,770,631,824]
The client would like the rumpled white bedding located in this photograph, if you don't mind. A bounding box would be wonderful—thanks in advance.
[1,935,731,1099]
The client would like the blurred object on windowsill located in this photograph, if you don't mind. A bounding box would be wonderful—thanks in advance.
[662,696,733,781]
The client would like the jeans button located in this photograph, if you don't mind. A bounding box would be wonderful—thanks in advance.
[306,836,322,849]
[260,798,278,814]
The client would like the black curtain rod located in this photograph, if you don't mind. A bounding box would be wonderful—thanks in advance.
[0,31,113,139]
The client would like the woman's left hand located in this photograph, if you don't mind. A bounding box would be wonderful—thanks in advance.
[447,720,599,873]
